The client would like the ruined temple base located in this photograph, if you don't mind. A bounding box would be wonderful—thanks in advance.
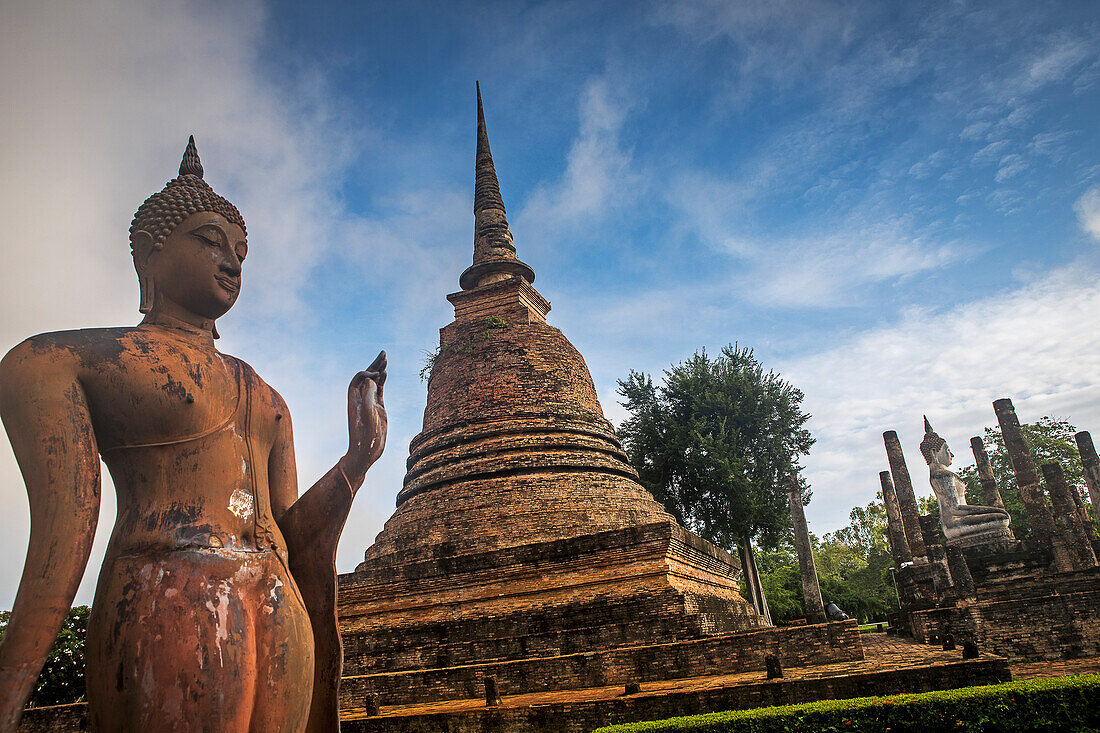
[908,546,1100,661]
[337,635,1010,733]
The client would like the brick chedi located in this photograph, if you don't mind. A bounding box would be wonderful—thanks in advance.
[336,88,765,689]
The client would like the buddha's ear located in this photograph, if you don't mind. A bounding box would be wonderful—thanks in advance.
[131,230,158,314]
[131,230,162,260]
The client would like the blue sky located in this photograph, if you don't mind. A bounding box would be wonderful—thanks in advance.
[2,0,1099,608]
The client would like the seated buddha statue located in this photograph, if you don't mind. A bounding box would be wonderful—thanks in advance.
[0,138,386,732]
[921,417,1011,548]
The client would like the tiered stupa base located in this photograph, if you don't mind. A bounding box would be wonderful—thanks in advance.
[339,521,766,678]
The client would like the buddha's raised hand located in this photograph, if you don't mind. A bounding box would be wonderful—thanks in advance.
[340,350,387,488]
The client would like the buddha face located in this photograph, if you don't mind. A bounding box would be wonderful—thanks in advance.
[141,211,248,321]
[935,442,953,466]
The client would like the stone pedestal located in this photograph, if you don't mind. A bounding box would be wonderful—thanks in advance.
[883,431,928,563]
[787,477,826,624]
[879,471,913,567]
[993,398,1056,551]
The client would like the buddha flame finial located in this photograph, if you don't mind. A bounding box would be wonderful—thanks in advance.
[179,135,204,178]
[460,83,535,291]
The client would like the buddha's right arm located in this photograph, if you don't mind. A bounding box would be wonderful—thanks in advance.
[0,340,100,731]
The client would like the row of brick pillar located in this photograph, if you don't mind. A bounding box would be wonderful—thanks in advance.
[880,398,1100,576]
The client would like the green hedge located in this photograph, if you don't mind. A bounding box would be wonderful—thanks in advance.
[595,674,1100,733]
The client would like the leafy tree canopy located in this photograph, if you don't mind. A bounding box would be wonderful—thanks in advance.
[617,344,814,551]
[956,416,1089,542]
[0,605,88,707]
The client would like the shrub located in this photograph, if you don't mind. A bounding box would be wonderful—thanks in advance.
[595,674,1100,733]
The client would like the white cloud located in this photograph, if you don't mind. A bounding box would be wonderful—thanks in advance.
[1025,36,1093,89]
[1027,130,1077,160]
[739,224,964,308]
[516,77,637,249]
[648,0,858,101]
[972,140,1012,165]
[665,170,968,308]
[1075,187,1100,241]
[780,263,1100,531]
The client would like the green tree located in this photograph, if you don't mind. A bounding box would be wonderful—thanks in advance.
[0,605,88,707]
[756,500,898,625]
[617,344,814,552]
[957,416,1088,542]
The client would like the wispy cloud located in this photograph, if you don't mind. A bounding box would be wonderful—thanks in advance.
[516,77,638,251]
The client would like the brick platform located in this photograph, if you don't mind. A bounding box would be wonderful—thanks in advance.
[339,620,862,709]
[909,544,1100,660]
[337,636,1011,733]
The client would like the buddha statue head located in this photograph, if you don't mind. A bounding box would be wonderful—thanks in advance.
[920,416,952,466]
[129,137,248,332]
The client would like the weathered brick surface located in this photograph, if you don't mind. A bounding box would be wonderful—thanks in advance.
[13,636,1011,733]
[340,523,765,676]
[16,704,87,732]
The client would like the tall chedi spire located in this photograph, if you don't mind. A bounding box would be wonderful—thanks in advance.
[343,87,765,686]
[460,83,535,290]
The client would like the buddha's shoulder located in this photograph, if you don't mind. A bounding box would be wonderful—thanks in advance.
[4,327,147,365]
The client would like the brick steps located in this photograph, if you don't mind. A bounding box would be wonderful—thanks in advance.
[339,523,767,675]
[338,620,862,709]
[975,567,1100,603]
[338,637,1010,733]
[8,640,1019,733]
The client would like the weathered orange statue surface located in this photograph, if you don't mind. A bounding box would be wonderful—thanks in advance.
[0,138,387,732]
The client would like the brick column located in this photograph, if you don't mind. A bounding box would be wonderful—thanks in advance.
[918,514,952,597]
[945,545,976,600]
[970,436,1005,509]
[883,431,928,563]
[1041,462,1097,571]
[993,398,1056,551]
[1076,431,1100,533]
[787,476,826,624]
[879,471,913,567]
